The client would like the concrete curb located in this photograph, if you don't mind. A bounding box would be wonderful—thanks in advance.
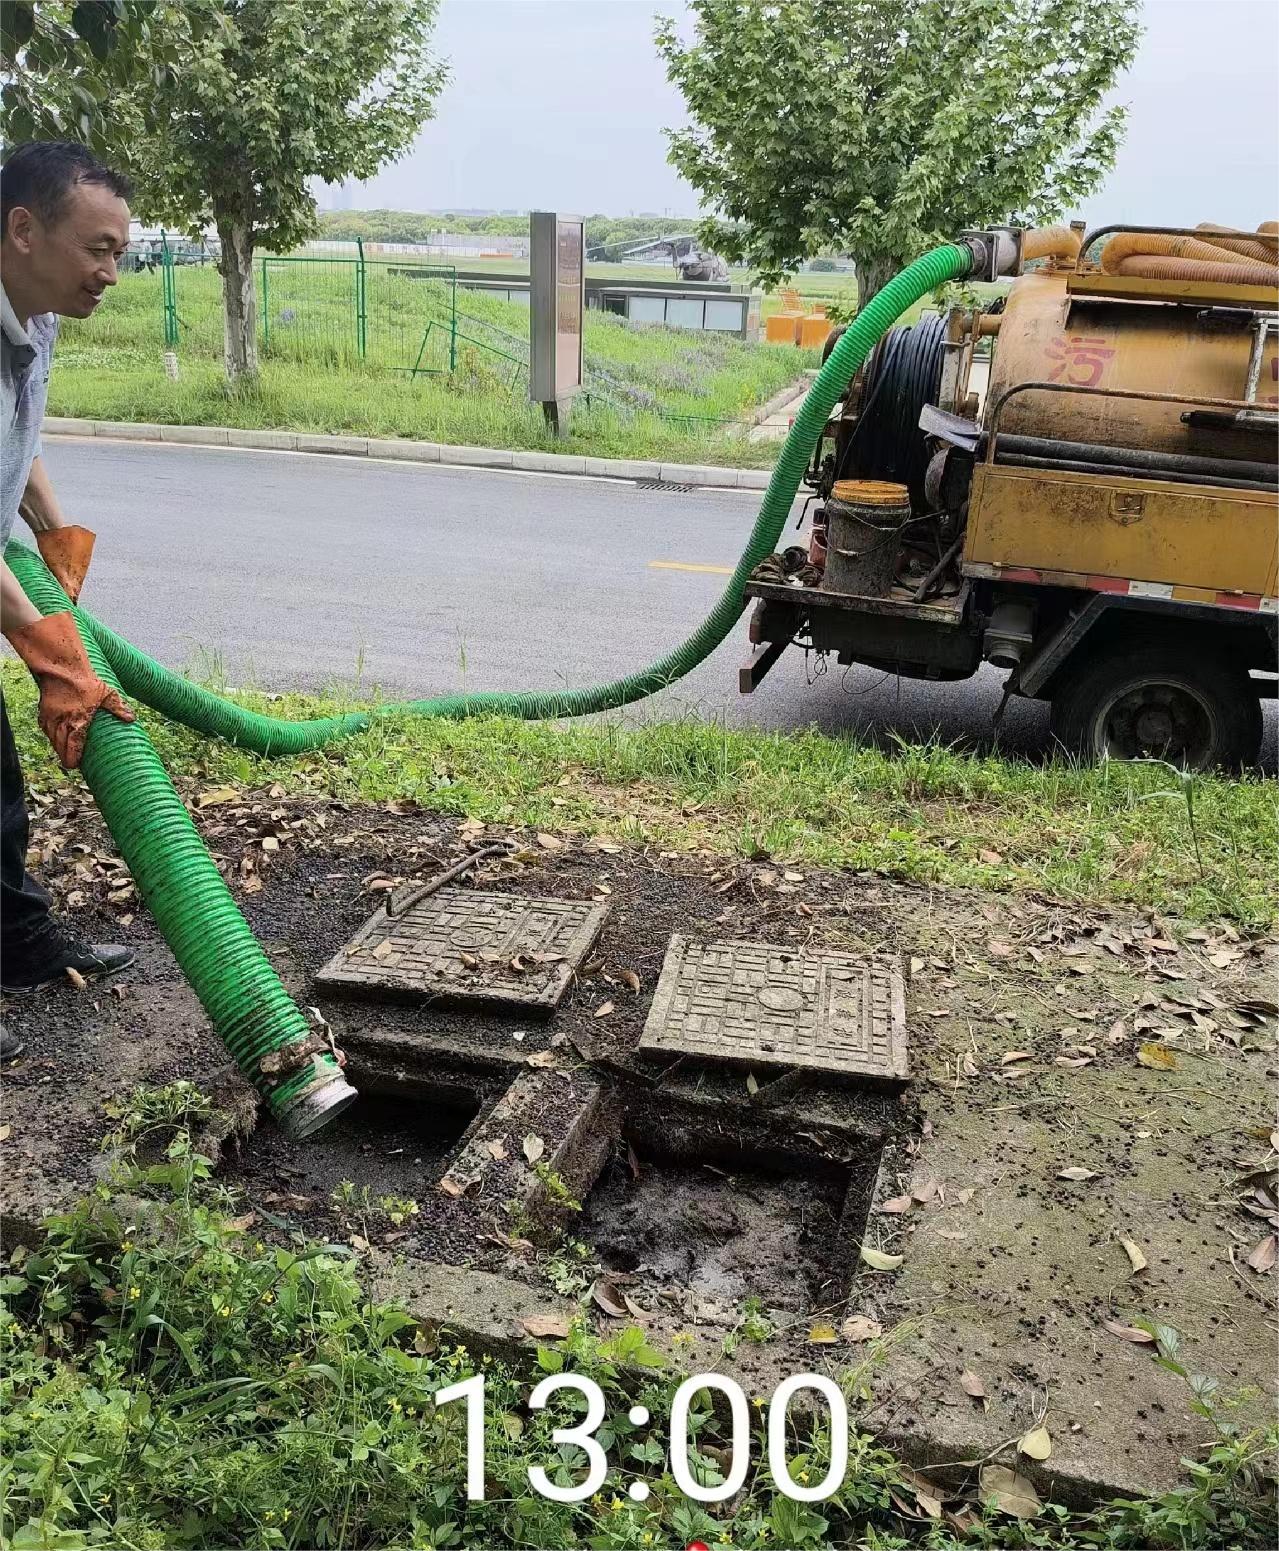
[43,417,772,491]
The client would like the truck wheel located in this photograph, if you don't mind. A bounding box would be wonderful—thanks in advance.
[1049,641,1262,770]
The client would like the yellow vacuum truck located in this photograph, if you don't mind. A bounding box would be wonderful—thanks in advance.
[742,222,1279,767]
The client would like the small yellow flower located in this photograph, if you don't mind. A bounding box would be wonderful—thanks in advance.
[283,1510,291,1522]
[219,1305,231,1318]
[610,1496,624,1513]
[255,1241,265,1253]
[260,1292,275,1304]
[389,1398,402,1412]
[129,1286,141,1299]
[591,1493,603,1507]
[406,1405,418,1417]
[753,1396,765,1409]
[265,1510,275,1521]
[120,1240,133,1252]
[642,1535,654,1547]
[799,1470,810,1483]
[98,1493,111,1504]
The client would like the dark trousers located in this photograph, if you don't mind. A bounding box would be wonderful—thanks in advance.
[1,692,58,969]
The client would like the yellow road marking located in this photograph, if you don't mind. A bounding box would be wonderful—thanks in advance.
[648,560,734,575]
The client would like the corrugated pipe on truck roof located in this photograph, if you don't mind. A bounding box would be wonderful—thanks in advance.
[1101,227,1279,287]
[1021,226,1082,264]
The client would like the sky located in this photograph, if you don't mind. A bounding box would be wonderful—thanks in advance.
[337,0,1279,229]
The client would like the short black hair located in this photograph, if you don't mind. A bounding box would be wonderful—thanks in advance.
[1,141,132,234]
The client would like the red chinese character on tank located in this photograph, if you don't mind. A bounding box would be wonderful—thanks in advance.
[1044,334,1116,388]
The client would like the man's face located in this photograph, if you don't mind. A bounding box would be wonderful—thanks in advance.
[7,179,130,319]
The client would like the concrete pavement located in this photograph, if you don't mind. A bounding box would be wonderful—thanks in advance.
[33,436,1277,765]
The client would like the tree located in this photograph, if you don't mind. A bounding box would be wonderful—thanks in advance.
[655,0,1141,303]
[9,0,448,382]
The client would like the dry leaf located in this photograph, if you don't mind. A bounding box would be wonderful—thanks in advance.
[980,1464,1042,1519]
[459,952,479,970]
[1019,1425,1052,1461]
[1103,1319,1155,1343]
[620,969,641,994]
[196,785,239,808]
[808,1321,839,1344]
[1137,1043,1178,1070]
[1246,1235,1277,1273]
[522,1134,545,1165]
[979,849,1003,865]
[1001,1051,1033,1065]
[745,1072,759,1096]
[594,1001,615,1019]
[484,1139,509,1162]
[535,833,563,851]
[842,1315,883,1342]
[65,965,87,990]
[519,1315,569,1340]
[591,1279,629,1318]
[525,1050,557,1068]
[859,1245,904,1271]
[0,1125,11,1142]
[224,1212,257,1232]
[1057,1166,1100,1181]
[960,1368,987,1399]
[438,1174,473,1199]
[988,940,1013,958]
[912,1178,940,1204]
[879,1195,913,1214]
[371,940,394,961]
[1121,1238,1148,1273]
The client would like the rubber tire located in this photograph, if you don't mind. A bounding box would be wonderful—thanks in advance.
[1048,640,1263,770]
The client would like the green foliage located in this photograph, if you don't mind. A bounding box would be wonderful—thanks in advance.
[655,0,1142,295]
[316,210,705,253]
[1,1,200,149]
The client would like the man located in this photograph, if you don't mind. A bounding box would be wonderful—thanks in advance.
[2,141,139,1058]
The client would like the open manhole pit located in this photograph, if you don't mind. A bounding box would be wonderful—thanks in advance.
[578,1134,880,1320]
[222,1091,481,1246]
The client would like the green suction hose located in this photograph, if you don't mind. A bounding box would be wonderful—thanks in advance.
[6,242,971,1140]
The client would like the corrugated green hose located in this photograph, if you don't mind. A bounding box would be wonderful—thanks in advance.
[6,243,970,1138]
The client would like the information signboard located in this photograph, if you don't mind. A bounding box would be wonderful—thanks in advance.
[530,211,584,431]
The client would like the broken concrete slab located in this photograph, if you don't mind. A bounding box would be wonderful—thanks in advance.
[315,886,608,1015]
[440,1068,619,1241]
[640,936,908,1081]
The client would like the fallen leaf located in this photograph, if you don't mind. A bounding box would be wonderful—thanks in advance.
[522,1134,545,1165]
[987,941,1013,959]
[535,833,563,851]
[196,785,240,808]
[808,1321,839,1344]
[1001,1051,1033,1065]
[0,1125,11,1142]
[980,1464,1041,1519]
[878,1195,913,1214]
[859,1245,904,1272]
[484,1139,509,1162]
[960,1368,987,1399]
[1019,1425,1052,1460]
[519,1315,569,1340]
[594,1001,615,1019]
[979,849,1003,865]
[916,1492,943,1519]
[910,956,925,975]
[438,1174,475,1199]
[591,1279,629,1318]
[1121,1238,1148,1273]
[459,952,479,970]
[65,965,87,990]
[841,1315,883,1342]
[525,1050,556,1069]
[371,940,395,961]
[1057,1167,1100,1182]
[745,1072,759,1096]
[912,1178,940,1204]
[1137,1043,1178,1071]
[1246,1235,1277,1273]
[1103,1319,1155,1344]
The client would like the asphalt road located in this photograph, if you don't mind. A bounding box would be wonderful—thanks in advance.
[28,437,1277,766]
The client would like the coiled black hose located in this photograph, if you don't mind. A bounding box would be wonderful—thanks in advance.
[836,312,948,506]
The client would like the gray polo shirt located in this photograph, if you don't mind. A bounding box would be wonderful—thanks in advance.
[1,286,59,550]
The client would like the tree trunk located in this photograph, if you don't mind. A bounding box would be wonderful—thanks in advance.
[853,254,899,311]
[217,219,258,383]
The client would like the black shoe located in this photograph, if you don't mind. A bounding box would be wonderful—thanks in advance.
[2,940,135,996]
[0,1023,23,1061]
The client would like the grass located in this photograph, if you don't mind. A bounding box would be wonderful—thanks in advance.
[5,664,1275,923]
[50,262,821,466]
[2,1088,1275,1550]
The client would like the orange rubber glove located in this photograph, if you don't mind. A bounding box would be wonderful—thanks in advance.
[6,611,135,770]
[36,525,96,603]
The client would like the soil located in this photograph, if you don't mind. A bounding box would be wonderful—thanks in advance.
[2,780,1275,1498]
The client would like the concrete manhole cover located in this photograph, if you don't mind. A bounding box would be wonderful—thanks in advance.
[639,936,909,1080]
[316,886,609,1015]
